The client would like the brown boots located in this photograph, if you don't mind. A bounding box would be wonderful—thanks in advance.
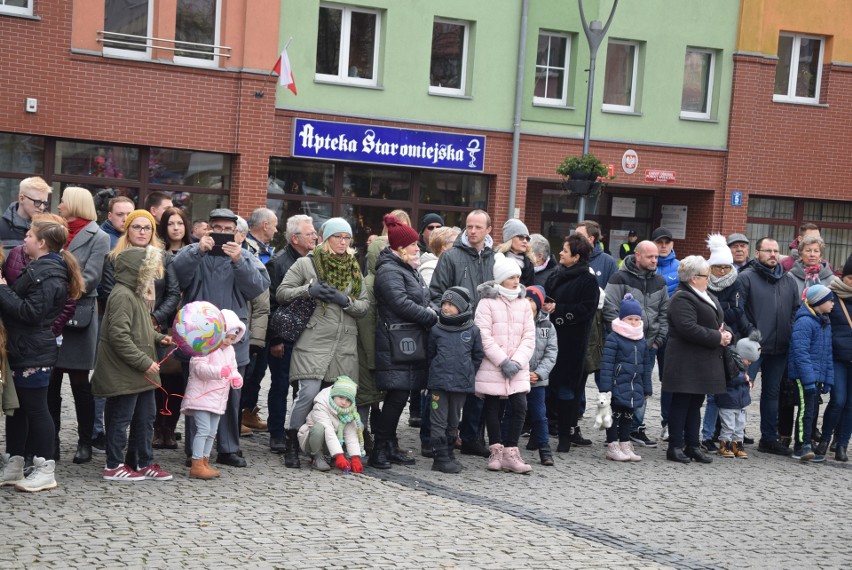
[241,407,268,431]
[189,457,220,479]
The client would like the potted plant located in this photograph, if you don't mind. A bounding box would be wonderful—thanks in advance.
[556,153,613,196]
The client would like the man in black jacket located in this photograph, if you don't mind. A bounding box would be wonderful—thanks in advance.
[264,214,318,462]
[737,237,799,455]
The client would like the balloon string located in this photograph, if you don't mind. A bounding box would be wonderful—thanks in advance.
[142,347,229,417]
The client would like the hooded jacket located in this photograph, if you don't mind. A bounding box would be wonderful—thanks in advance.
[473,282,536,397]
[603,254,669,348]
[657,249,680,297]
[429,232,495,309]
[599,328,650,408]
[737,260,799,355]
[529,310,558,388]
[0,202,29,250]
[183,310,246,416]
[0,252,69,369]
[297,386,363,458]
[92,246,168,398]
[788,303,834,389]
[589,247,618,289]
[787,259,839,299]
[427,319,484,394]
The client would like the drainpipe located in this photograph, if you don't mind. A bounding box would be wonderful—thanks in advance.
[508,0,530,221]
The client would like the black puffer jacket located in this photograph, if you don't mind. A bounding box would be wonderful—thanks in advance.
[0,253,69,368]
[374,248,438,391]
[428,323,484,393]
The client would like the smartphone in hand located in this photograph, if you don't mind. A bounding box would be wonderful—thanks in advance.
[210,233,232,257]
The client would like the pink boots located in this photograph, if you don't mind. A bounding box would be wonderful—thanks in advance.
[500,446,532,474]
[606,441,642,461]
[487,444,504,471]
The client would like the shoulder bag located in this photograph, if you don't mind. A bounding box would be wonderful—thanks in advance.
[386,322,427,363]
[269,256,319,343]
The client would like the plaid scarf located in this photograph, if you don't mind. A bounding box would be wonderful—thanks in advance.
[313,246,362,298]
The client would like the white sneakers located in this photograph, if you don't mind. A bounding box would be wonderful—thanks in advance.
[13,457,57,492]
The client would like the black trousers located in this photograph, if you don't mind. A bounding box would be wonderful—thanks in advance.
[484,393,527,448]
[6,385,54,459]
[376,389,409,442]
[667,392,705,449]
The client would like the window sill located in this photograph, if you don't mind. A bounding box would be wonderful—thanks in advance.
[679,115,718,124]
[314,78,384,91]
[427,90,472,100]
[771,96,828,108]
[601,108,642,117]
[0,11,40,21]
[533,102,575,110]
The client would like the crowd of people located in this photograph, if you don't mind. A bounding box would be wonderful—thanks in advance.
[1,177,850,493]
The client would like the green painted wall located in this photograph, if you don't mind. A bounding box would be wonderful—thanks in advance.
[279,0,739,149]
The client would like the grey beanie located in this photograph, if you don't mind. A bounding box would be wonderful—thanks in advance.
[734,331,762,362]
[502,218,529,243]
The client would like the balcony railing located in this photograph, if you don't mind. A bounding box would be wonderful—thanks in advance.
[97,31,232,59]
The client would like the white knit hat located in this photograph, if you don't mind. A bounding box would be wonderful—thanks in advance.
[706,233,733,266]
[492,253,522,284]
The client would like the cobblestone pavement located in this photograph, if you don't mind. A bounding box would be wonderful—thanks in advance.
[3,369,850,569]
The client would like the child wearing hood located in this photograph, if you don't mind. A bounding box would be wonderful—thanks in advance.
[182,309,245,479]
[474,254,536,474]
[298,376,365,473]
[92,246,173,482]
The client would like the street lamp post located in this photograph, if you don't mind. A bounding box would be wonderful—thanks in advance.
[577,0,618,221]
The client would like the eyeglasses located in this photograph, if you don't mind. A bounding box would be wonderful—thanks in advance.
[426,224,442,230]
[211,225,236,234]
[129,224,153,233]
[22,195,50,209]
[516,235,531,242]
[328,234,352,242]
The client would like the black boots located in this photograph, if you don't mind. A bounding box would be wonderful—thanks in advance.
[539,445,554,466]
[283,429,301,468]
[431,437,462,474]
[684,446,713,463]
[836,444,849,462]
[369,437,391,469]
[666,447,691,463]
[73,443,92,464]
[387,438,415,465]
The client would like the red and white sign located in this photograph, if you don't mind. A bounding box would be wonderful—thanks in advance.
[621,149,638,174]
[645,169,677,183]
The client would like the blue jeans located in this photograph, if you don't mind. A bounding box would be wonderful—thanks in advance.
[822,361,852,447]
[631,346,657,432]
[749,353,787,443]
[241,346,269,410]
[266,343,292,439]
[702,394,719,441]
[105,390,156,470]
[459,393,484,444]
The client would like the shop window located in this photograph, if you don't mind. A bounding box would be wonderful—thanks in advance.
[315,4,380,86]
[420,171,487,209]
[534,32,571,106]
[819,227,852,272]
[55,141,140,180]
[680,48,715,120]
[747,196,794,219]
[745,222,794,252]
[804,200,852,223]
[0,0,33,17]
[149,148,231,189]
[0,133,44,174]
[774,33,824,103]
[343,167,411,201]
[603,40,639,112]
[429,19,470,96]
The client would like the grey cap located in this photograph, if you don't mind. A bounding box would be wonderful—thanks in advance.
[208,208,238,222]
[726,233,749,246]
[650,227,673,242]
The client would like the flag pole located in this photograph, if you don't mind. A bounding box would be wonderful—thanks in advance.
[255,36,294,99]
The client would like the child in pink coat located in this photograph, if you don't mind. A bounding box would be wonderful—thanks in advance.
[182,309,245,479]
[475,254,536,474]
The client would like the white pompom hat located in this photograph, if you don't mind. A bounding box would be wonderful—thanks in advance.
[707,233,733,266]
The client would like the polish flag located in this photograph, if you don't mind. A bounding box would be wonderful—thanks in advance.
[273,48,297,95]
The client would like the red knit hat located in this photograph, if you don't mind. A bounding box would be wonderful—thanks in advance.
[384,213,419,250]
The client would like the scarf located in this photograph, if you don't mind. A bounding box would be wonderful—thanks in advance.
[65,218,90,248]
[830,277,852,300]
[545,261,590,293]
[497,284,523,300]
[438,305,474,331]
[612,318,644,340]
[312,246,362,298]
[688,284,718,309]
[750,259,785,284]
[329,396,364,454]
[707,266,738,292]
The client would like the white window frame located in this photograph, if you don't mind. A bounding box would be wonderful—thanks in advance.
[680,48,716,120]
[773,33,824,104]
[602,40,639,113]
[315,3,381,87]
[533,31,571,106]
[0,0,33,17]
[103,0,155,61]
[428,18,470,96]
[173,0,223,68]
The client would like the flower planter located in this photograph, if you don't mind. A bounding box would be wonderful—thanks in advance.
[562,179,602,196]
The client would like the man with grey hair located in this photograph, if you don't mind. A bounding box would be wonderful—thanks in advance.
[244,207,278,265]
[265,214,319,463]
[0,176,51,249]
[530,233,558,289]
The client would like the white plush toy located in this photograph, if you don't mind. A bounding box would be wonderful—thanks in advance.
[594,391,613,430]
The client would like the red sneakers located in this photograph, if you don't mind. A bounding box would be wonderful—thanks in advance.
[102,464,145,481]
[138,463,173,481]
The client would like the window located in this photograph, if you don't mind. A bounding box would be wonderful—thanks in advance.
[103,0,153,59]
[603,40,638,112]
[680,48,715,119]
[316,4,380,86]
[0,0,33,17]
[174,0,222,66]
[774,33,824,103]
[0,132,44,214]
[534,32,571,106]
[429,19,469,96]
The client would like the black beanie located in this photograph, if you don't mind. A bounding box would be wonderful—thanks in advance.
[421,213,444,232]
[843,254,852,278]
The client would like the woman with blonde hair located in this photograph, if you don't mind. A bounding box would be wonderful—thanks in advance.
[419,226,461,288]
[277,217,369,468]
[497,218,536,286]
[49,187,110,464]
[0,214,85,491]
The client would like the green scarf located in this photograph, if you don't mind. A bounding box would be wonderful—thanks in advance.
[329,396,365,455]
[313,246,362,299]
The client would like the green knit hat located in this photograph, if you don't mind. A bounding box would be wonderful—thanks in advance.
[329,376,357,405]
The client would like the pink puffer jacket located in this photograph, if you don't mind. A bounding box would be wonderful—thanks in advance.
[182,310,245,415]
[474,282,536,397]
